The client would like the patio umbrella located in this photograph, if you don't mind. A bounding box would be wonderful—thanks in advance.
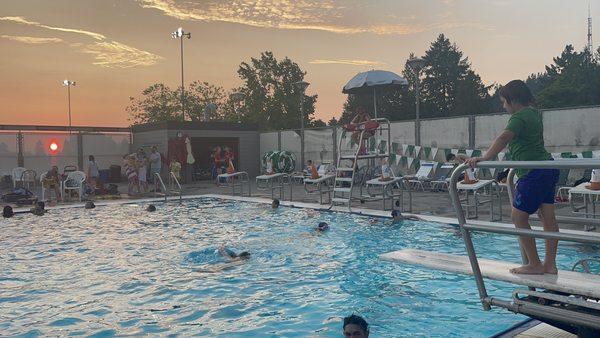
[342,70,408,119]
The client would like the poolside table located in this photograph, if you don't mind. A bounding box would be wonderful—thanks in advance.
[568,182,600,230]
[456,179,502,221]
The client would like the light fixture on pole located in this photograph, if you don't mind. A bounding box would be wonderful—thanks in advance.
[293,80,310,168]
[230,92,246,122]
[406,57,426,146]
[62,79,76,133]
[171,27,191,121]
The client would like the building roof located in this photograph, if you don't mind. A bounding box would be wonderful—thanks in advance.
[131,121,258,133]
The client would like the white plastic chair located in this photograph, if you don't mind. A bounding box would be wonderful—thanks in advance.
[21,169,37,191]
[11,167,27,188]
[63,170,86,201]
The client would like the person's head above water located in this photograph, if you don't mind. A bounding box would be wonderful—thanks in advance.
[85,201,95,209]
[271,199,280,209]
[316,222,329,232]
[237,251,251,259]
[391,210,403,220]
[146,204,156,212]
[343,314,369,338]
[3,205,14,218]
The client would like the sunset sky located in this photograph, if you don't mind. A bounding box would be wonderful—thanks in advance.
[0,0,596,127]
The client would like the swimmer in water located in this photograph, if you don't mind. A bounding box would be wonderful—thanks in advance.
[272,199,280,209]
[316,222,329,232]
[146,204,156,212]
[3,205,14,218]
[85,201,96,209]
[391,209,421,222]
[218,245,250,260]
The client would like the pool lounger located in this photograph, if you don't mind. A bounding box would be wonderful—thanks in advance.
[216,171,251,196]
[255,173,291,200]
[380,248,600,300]
[303,174,335,204]
[364,177,406,211]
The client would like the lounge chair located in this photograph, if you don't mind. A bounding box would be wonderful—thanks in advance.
[217,171,251,196]
[256,172,291,200]
[429,162,457,192]
[364,165,407,210]
[303,164,335,204]
[404,162,436,191]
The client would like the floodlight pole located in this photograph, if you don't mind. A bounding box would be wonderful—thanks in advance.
[62,79,76,134]
[407,57,425,146]
[294,81,310,168]
[172,28,191,121]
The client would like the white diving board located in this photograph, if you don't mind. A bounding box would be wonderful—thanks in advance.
[380,249,600,299]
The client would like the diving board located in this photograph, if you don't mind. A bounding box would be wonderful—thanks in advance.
[380,249,600,299]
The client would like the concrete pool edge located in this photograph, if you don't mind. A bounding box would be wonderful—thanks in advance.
[15,192,600,240]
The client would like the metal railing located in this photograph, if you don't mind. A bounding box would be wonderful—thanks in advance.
[169,171,182,203]
[153,172,167,202]
[449,160,600,321]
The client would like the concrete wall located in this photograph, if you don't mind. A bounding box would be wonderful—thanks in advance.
[259,105,600,172]
[474,114,509,148]
[389,121,414,145]
[421,117,470,148]
[543,106,600,152]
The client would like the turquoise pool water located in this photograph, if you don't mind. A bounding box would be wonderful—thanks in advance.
[1,198,596,337]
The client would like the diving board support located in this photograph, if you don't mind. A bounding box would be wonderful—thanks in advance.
[447,160,600,330]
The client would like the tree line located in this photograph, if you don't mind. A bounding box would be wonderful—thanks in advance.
[128,34,600,130]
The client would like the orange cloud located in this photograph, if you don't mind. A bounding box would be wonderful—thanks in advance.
[1,16,162,68]
[310,59,386,66]
[137,0,489,35]
[1,34,63,44]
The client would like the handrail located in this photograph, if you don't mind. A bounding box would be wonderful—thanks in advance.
[169,171,182,203]
[449,159,600,312]
[154,172,168,202]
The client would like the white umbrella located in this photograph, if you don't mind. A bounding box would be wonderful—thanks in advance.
[342,70,408,119]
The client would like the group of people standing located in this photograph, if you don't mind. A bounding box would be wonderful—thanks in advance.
[211,146,236,179]
[122,146,162,195]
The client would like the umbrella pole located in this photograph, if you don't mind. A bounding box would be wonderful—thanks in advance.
[373,87,377,119]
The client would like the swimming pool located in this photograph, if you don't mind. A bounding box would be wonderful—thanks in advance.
[1,197,595,337]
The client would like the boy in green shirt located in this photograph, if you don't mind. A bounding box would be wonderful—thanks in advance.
[466,80,559,275]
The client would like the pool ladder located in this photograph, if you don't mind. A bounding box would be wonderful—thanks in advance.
[152,172,182,203]
[169,171,183,203]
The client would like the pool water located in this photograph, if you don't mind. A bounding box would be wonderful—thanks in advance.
[1,198,596,337]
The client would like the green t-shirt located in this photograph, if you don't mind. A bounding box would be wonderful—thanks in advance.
[505,107,551,178]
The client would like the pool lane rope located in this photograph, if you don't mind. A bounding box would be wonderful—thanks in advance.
[262,151,296,173]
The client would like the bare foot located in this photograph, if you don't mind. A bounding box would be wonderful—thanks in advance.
[543,263,558,275]
[509,263,545,275]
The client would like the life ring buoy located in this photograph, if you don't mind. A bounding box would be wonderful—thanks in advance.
[359,120,380,131]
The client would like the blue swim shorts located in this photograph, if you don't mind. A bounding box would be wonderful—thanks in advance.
[513,169,560,214]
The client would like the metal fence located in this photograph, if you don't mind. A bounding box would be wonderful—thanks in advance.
[0,125,131,178]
